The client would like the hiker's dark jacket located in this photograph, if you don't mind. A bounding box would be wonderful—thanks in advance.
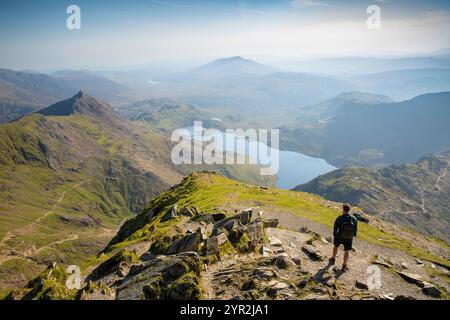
[333,213,358,237]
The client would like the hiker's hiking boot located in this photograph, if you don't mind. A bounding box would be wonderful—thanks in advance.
[328,257,335,265]
[342,265,350,272]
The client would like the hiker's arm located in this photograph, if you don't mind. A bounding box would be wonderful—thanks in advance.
[354,219,358,237]
[333,217,339,236]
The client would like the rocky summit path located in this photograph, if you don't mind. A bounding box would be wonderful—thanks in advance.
[9,201,448,300]
[202,213,448,300]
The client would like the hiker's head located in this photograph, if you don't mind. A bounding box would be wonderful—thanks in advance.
[343,203,351,213]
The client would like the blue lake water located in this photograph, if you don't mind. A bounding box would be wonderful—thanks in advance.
[275,150,336,189]
[181,127,336,189]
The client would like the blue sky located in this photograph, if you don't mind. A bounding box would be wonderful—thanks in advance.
[0,0,449,70]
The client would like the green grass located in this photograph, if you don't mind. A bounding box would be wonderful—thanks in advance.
[110,172,450,269]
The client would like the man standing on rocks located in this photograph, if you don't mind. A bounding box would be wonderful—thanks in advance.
[329,203,357,271]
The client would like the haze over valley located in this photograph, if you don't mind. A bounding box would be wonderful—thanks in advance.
[0,0,449,301]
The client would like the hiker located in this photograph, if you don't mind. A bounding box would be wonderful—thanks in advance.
[329,203,357,271]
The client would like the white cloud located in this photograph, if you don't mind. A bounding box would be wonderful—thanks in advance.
[291,0,332,10]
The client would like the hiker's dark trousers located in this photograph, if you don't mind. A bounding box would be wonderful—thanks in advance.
[333,236,353,251]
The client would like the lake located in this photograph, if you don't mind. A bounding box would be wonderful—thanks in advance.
[182,127,337,189]
[275,150,336,189]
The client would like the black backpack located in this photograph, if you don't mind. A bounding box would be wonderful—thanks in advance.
[339,216,355,240]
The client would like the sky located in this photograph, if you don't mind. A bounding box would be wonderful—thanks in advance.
[0,0,449,71]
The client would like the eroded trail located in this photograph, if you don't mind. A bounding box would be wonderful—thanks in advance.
[0,234,80,265]
[35,234,79,254]
[0,180,87,245]
[0,180,88,265]
[435,167,448,192]
[34,180,87,225]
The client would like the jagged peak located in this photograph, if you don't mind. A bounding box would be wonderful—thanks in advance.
[74,90,85,99]
[36,90,115,118]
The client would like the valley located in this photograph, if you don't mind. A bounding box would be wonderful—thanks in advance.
[0,55,449,300]
[0,91,274,295]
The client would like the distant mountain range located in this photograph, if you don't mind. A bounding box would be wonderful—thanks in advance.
[0,69,130,123]
[149,56,355,112]
[295,152,450,242]
[351,68,450,101]
[52,70,130,103]
[188,56,276,79]
[292,91,394,126]
[116,98,223,132]
[2,55,450,123]
[282,54,450,75]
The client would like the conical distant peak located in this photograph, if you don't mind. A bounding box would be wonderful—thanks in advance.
[36,90,114,118]
[74,90,85,99]
[228,56,244,61]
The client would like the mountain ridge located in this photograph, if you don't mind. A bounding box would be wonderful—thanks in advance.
[294,151,450,242]
[6,172,449,300]
[0,93,275,295]
[281,91,450,167]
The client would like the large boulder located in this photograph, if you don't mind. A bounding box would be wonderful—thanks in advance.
[302,245,325,261]
[224,220,246,244]
[87,249,138,281]
[211,213,227,222]
[206,233,228,255]
[247,221,265,249]
[273,254,295,269]
[397,271,424,286]
[166,272,202,300]
[237,209,253,225]
[263,219,279,228]
[116,252,202,300]
[253,267,278,280]
[223,219,241,232]
[166,232,203,254]
[161,204,179,222]
[421,282,441,298]
[213,209,253,230]
[179,206,197,217]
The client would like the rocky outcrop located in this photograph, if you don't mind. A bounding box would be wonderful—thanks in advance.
[117,252,203,300]
[8,172,448,301]
[302,244,325,261]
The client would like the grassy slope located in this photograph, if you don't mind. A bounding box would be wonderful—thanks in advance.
[0,112,177,292]
[295,153,450,242]
[104,172,450,270]
[0,110,276,294]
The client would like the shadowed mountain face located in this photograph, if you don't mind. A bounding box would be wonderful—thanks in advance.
[37,90,117,119]
[322,92,450,166]
[295,152,450,242]
[282,92,450,167]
